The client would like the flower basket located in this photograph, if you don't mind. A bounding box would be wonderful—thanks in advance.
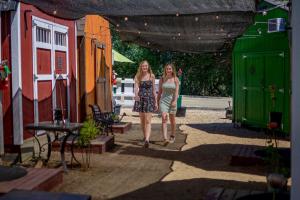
[0,61,10,90]
[0,78,9,90]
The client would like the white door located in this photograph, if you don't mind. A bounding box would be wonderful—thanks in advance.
[32,17,70,123]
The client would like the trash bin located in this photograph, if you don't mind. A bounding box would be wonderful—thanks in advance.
[112,98,121,115]
[114,104,121,115]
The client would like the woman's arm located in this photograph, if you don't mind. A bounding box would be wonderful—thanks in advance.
[157,78,163,105]
[171,77,179,107]
[134,77,140,101]
[151,74,157,102]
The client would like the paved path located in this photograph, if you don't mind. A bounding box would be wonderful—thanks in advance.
[53,109,289,200]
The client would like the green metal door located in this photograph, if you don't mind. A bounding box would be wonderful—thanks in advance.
[244,54,265,126]
[264,52,285,128]
[234,53,246,123]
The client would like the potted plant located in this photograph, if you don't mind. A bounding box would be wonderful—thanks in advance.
[247,112,290,200]
[78,119,99,169]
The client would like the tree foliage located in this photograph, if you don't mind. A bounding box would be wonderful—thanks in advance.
[112,29,232,97]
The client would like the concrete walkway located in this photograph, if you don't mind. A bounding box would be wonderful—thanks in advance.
[116,95,232,110]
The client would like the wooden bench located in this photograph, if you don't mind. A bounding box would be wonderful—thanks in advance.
[52,135,115,154]
[0,189,91,200]
[0,168,63,194]
[112,122,132,134]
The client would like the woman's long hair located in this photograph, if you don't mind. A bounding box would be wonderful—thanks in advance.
[135,60,153,83]
[162,63,177,82]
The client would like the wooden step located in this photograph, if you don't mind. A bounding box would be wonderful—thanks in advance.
[52,135,115,154]
[0,167,63,194]
[230,145,264,166]
[112,122,132,134]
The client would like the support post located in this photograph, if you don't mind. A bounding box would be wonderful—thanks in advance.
[291,0,300,199]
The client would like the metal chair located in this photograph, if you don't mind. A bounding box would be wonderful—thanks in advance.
[89,104,114,135]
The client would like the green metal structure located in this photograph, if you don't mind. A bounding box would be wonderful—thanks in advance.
[232,1,290,134]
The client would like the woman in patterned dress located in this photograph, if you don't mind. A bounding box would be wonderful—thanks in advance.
[157,63,179,145]
[133,60,157,148]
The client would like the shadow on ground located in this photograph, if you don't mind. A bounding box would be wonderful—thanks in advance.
[117,143,267,176]
[187,123,268,139]
[108,178,266,200]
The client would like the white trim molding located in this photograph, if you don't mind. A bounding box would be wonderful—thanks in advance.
[10,2,23,145]
[32,16,70,122]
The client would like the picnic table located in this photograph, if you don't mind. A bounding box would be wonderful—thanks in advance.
[25,122,83,172]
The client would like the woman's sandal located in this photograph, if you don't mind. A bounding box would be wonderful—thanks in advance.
[169,135,175,143]
[144,140,149,148]
[163,139,169,146]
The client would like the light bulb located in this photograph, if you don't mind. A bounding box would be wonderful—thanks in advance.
[124,17,128,21]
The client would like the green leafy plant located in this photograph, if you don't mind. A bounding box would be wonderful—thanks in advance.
[111,113,119,122]
[78,119,99,147]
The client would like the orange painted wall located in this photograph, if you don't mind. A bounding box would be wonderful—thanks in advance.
[78,15,112,121]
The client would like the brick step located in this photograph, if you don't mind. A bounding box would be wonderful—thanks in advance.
[112,122,132,134]
[52,135,115,154]
[204,187,264,200]
[230,145,264,166]
[0,167,63,194]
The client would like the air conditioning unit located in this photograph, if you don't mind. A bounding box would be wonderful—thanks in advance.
[268,18,286,33]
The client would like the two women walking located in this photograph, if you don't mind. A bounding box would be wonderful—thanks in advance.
[133,60,179,148]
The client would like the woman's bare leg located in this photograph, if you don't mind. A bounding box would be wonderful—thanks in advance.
[139,112,146,139]
[169,114,176,142]
[144,113,152,141]
[161,112,168,140]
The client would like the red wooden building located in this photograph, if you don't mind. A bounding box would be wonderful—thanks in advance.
[0,1,77,154]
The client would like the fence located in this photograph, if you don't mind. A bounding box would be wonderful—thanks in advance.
[113,78,160,106]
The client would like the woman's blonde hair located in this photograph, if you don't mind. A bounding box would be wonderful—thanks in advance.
[135,60,154,83]
[162,63,177,82]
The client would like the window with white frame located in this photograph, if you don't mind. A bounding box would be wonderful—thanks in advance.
[55,31,67,46]
[36,27,51,43]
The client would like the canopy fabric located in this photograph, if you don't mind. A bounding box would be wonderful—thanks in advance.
[21,0,256,53]
[109,12,253,53]
[20,0,256,18]
[112,49,134,63]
